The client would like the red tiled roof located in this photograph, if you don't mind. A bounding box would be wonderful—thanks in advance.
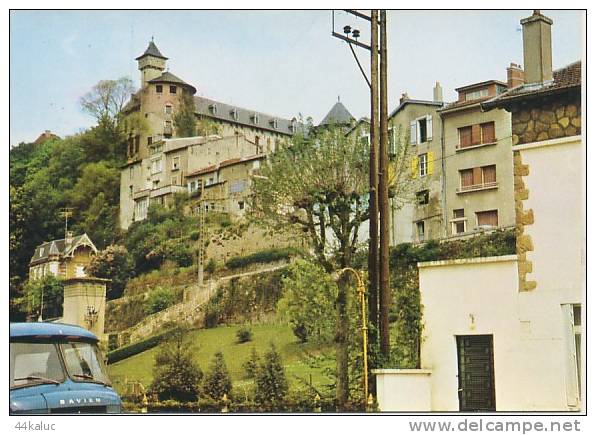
[482,61,581,110]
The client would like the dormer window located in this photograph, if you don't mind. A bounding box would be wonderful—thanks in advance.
[170,85,177,94]
[209,104,218,115]
[251,113,259,125]
[290,121,297,134]
[465,88,489,101]
[156,85,163,94]
[270,118,279,129]
[230,108,238,121]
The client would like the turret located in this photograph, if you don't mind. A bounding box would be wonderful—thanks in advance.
[136,38,168,88]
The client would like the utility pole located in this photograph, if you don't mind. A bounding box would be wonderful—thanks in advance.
[378,10,391,356]
[368,10,380,341]
[197,202,206,286]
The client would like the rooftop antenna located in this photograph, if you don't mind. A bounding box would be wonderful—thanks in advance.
[59,208,75,239]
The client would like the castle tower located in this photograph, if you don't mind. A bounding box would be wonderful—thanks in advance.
[136,38,168,88]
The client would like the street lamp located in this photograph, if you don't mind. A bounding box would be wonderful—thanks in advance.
[337,267,368,403]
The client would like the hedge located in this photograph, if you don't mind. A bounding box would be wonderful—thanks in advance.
[107,328,179,364]
[224,247,299,270]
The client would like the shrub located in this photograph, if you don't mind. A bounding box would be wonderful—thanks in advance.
[224,247,298,270]
[236,326,253,343]
[150,329,203,402]
[204,258,217,275]
[22,275,64,319]
[87,244,134,299]
[144,287,174,315]
[107,327,179,364]
[202,351,233,401]
[255,343,288,410]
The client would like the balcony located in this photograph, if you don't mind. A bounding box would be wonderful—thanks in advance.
[149,184,187,198]
[456,181,498,194]
[133,189,150,200]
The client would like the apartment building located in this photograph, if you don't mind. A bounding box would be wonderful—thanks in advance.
[390,84,444,243]
[439,79,515,238]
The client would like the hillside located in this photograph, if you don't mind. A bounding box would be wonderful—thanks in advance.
[108,323,334,396]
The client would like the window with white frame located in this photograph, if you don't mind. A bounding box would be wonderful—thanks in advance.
[172,156,180,171]
[388,126,397,156]
[465,88,489,101]
[416,221,425,241]
[165,104,172,114]
[151,157,163,174]
[410,115,433,145]
[451,208,466,234]
[418,153,428,177]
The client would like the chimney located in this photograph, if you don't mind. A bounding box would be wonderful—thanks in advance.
[433,82,443,102]
[65,231,74,246]
[399,92,410,104]
[507,63,525,88]
[520,10,553,84]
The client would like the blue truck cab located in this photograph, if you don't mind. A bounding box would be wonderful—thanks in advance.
[10,322,121,414]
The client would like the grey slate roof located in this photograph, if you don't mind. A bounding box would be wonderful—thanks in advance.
[30,234,97,266]
[319,101,355,126]
[194,96,303,136]
[135,41,168,60]
[149,71,197,93]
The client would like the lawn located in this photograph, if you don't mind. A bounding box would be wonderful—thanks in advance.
[107,323,334,396]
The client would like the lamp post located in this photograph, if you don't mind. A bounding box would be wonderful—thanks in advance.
[337,267,368,403]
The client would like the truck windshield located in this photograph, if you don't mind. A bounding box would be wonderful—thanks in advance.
[60,341,111,386]
[10,342,65,389]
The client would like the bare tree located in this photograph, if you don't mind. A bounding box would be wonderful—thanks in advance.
[79,77,134,126]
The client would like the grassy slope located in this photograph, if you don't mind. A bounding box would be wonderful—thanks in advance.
[108,323,334,395]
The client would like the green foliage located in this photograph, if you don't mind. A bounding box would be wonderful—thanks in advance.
[242,347,260,379]
[173,93,197,138]
[144,287,175,315]
[278,259,337,344]
[204,258,217,275]
[107,328,180,364]
[149,329,203,402]
[236,326,253,343]
[224,247,299,270]
[22,275,64,319]
[87,244,134,299]
[202,351,233,400]
[254,343,289,410]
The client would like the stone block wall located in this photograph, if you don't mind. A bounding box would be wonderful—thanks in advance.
[511,95,581,145]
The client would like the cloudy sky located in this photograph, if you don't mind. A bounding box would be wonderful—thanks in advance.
[9,9,584,146]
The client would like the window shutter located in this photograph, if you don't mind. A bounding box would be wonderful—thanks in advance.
[426,115,433,141]
[471,124,482,145]
[472,167,482,185]
[411,156,418,179]
[410,121,417,145]
[427,151,434,174]
[481,122,496,143]
[561,304,580,408]
[482,165,496,183]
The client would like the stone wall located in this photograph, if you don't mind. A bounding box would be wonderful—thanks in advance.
[511,94,581,145]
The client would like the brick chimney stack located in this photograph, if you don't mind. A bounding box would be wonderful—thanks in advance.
[399,92,410,104]
[507,63,525,88]
[520,9,554,84]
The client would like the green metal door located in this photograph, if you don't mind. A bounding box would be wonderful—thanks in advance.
[457,335,496,411]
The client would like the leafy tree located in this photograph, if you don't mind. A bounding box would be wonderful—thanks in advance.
[144,287,175,315]
[242,347,260,379]
[173,93,197,138]
[87,245,135,299]
[202,351,233,400]
[79,77,134,127]
[250,126,368,406]
[278,259,337,344]
[150,329,203,402]
[254,343,288,410]
[22,275,64,320]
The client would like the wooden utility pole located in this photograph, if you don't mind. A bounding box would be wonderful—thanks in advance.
[378,10,391,356]
[368,9,380,341]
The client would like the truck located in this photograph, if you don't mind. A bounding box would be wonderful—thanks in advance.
[10,322,122,414]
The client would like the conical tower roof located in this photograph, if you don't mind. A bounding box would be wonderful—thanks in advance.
[135,40,168,60]
[319,100,355,126]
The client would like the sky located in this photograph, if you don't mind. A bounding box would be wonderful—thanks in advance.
[9,9,584,146]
